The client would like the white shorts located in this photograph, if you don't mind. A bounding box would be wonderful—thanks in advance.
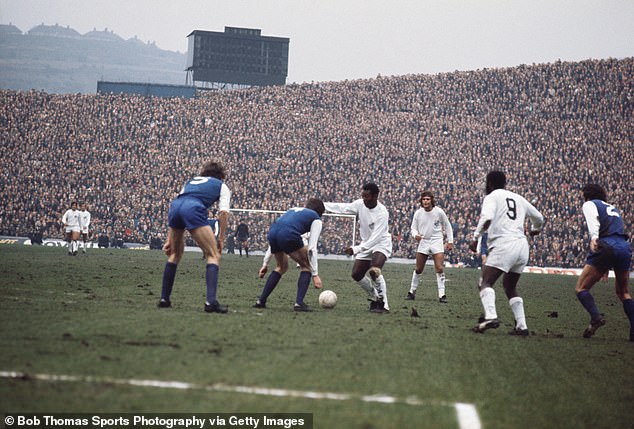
[416,238,444,256]
[485,238,529,273]
[81,228,89,235]
[65,226,81,233]
[355,240,393,260]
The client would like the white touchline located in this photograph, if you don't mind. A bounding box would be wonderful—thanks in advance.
[1,371,482,429]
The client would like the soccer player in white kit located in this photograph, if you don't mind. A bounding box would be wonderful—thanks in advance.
[407,191,454,303]
[325,183,392,313]
[469,171,544,335]
[78,202,91,253]
[62,201,81,256]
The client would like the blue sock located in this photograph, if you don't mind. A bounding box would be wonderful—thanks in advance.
[260,271,282,303]
[161,262,177,300]
[296,271,311,305]
[577,290,601,321]
[205,263,219,304]
[623,299,634,334]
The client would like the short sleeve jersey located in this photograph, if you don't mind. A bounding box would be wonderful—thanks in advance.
[474,189,543,246]
[276,208,321,235]
[589,200,628,240]
[178,176,224,208]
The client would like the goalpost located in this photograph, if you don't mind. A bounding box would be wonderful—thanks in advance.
[229,208,357,256]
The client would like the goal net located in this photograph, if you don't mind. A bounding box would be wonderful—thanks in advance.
[228,208,356,256]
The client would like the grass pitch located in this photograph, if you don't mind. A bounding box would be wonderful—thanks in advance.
[0,245,633,429]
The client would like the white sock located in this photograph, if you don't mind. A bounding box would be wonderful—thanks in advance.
[509,297,527,330]
[410,271,420,293]
[375,275,389,310]
[479,287,497,320]
[357,276,377,300]
[71,240,77,253]
[436,272,446,297]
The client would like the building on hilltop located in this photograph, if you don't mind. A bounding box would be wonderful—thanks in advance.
[27,23,81,39]
[0,23,23,35]
[83,28,124,43]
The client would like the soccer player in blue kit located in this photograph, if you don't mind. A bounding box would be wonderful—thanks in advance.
[254,198,325,312]
[158,160,231,313]
[575,184,634,341]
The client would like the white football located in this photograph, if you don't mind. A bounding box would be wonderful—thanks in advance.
[319,290,337,309]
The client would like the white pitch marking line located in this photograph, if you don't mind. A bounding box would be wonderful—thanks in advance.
[1,371,482,429]
[455,402,482,429]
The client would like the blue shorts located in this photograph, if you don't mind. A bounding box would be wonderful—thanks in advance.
[268,223,304,254]
[168,197,208,230]
[586,238,632,272]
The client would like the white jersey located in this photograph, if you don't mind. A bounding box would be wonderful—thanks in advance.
[325,199,391,255]
[79,210,91,232]
[473,189,543,247]
[410,206,454,244]
[62,209,81,230]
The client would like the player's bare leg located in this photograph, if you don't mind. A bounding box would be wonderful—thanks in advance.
[159,228,185,308]
[81,233,88,253]
[575,264,608,338]
[350,259,378,308]
[70,231,80,255]
[473,265,504,333]
[255,252,288,309]
[368,252,389,312]
[408,253,428,300]
[432,252,447,302]
[65,232,72,255]
[502,272,529,335]
[289,247,313,310]
[614,270,634,341]
[191,225,221,265]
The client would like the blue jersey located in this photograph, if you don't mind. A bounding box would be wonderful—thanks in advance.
[268,208,321,254]
[208,218,219,236]
[480,233,488,256]
[168,176,225,230]
[178,176,224,208]
[585,200,631,271]
[275,208,321,235]
[591,200,628,240]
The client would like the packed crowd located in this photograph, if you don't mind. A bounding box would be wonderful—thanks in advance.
[1,57,632,268]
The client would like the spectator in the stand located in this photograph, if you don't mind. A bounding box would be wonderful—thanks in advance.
[226,234,235,254]
[98,231,109,248]
[0,58,632,272]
